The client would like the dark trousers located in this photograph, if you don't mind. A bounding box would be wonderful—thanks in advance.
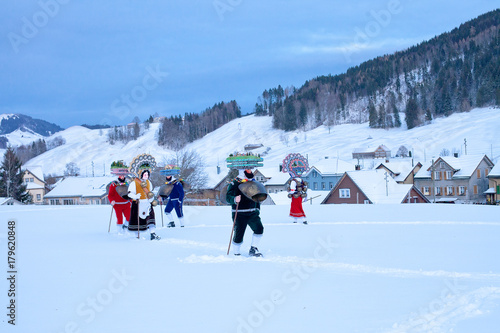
[232,210,263,244]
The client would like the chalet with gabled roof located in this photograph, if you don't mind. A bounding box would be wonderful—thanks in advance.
[376,160,423,184]
[322,170,429,204]
[414,154,494,204]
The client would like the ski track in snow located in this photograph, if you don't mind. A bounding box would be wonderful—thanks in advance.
[387,287,500,333]
[180,254,500,281]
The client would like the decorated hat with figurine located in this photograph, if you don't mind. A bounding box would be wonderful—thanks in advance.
[226,152,263,170]
[160,164,181,176]
[110,160,130,176]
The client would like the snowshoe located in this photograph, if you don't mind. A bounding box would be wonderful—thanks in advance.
[167,222,175,228]
[150,233,161,240]
[303,221,308,225]
[234,253,241,256]
[249,246,263,257]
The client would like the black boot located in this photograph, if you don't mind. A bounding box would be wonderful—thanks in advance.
[303,220,308,225]
[150,233,161,240]
[249,246,263,257]
[167,221,175,228]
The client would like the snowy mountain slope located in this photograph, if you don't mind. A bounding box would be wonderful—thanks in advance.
[1,203,499,332]
[22,107,500,181]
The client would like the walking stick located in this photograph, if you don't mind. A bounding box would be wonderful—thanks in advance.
[160,200,164,227]
[227,201,239,255]
[108,205,114,233]
[135,200,140,239]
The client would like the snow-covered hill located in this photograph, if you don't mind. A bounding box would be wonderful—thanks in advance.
[0,113,63,147]
[20,107,500,182]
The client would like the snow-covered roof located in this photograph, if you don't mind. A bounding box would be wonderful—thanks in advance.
[489,163,500,177]
[256,167,290,185]
[376,159,419,182]
[45,176,116,198]
[25,165,44,182]
[346,170,415,204]
[0,197,23,205]
[304,158,355,176]
[26,182,44,190]
[415,154,492,179]
[353,145,390,153]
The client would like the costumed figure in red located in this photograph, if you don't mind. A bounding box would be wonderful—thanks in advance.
[288,178,308,225]
[108,175,132,233]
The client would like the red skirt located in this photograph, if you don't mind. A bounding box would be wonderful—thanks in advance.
[289,196,306,217]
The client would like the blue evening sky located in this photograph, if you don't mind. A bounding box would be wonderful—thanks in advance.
[1,1,498,128]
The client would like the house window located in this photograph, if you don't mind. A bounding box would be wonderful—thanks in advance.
[435,187,441,196]
[423,187,430,195]
[63,199,74,205]
[473,185,478,195]
[445,171,452,180]
[434,171,440,180]
[458,186,465,196]
[313,182,318,190]
[312,171,318,178]
[50,199,60,205]
[339,189,350,198]
[329,182,333,189]
[36,194,41,201]
[364,200,370,204]
[321,182,326,190]
[477,169,481,179]
[485,169,489,177]
[446,186,453,196]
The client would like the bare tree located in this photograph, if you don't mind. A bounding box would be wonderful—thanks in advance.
[64,162,80,176]
[164,150,207,191]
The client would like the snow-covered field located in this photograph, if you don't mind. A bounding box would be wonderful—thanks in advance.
[1,203,499,332]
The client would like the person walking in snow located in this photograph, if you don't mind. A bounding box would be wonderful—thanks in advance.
[108,175,131,232]
[226,169,264,257]
[161,175,185,228]
[128,169,160,240]
[288,178,308,225]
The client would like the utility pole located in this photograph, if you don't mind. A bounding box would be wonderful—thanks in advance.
[431,158,435,203]
[464,138,467,155]
[384,172,389,196]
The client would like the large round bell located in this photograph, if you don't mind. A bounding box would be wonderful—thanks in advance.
[293,192,300,198]
[116,184,130,199]
[158,184,174,198]
[141,181,148,188]
[151,199,158,207]
[238,181,268,203]
[147,192,155,199]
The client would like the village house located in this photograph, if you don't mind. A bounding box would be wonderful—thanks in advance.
[486,163,500,204]
[352,145,391,160]
[23,166,46,204]
[322,170,429,204]
[413,154,494,204]
[301,158,355,191]
[44,176,116,205]
[375,159,423,184]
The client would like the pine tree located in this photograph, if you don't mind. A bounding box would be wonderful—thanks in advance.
[368,100,378,128]
[405,98,419,130]
[0,147,31,203]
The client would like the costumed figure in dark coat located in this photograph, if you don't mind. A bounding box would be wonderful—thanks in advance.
[127,169,160,240]
[226,169,264,257]
[108,175,131,233]
[161,175,185,228]
[288,178,308,225]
